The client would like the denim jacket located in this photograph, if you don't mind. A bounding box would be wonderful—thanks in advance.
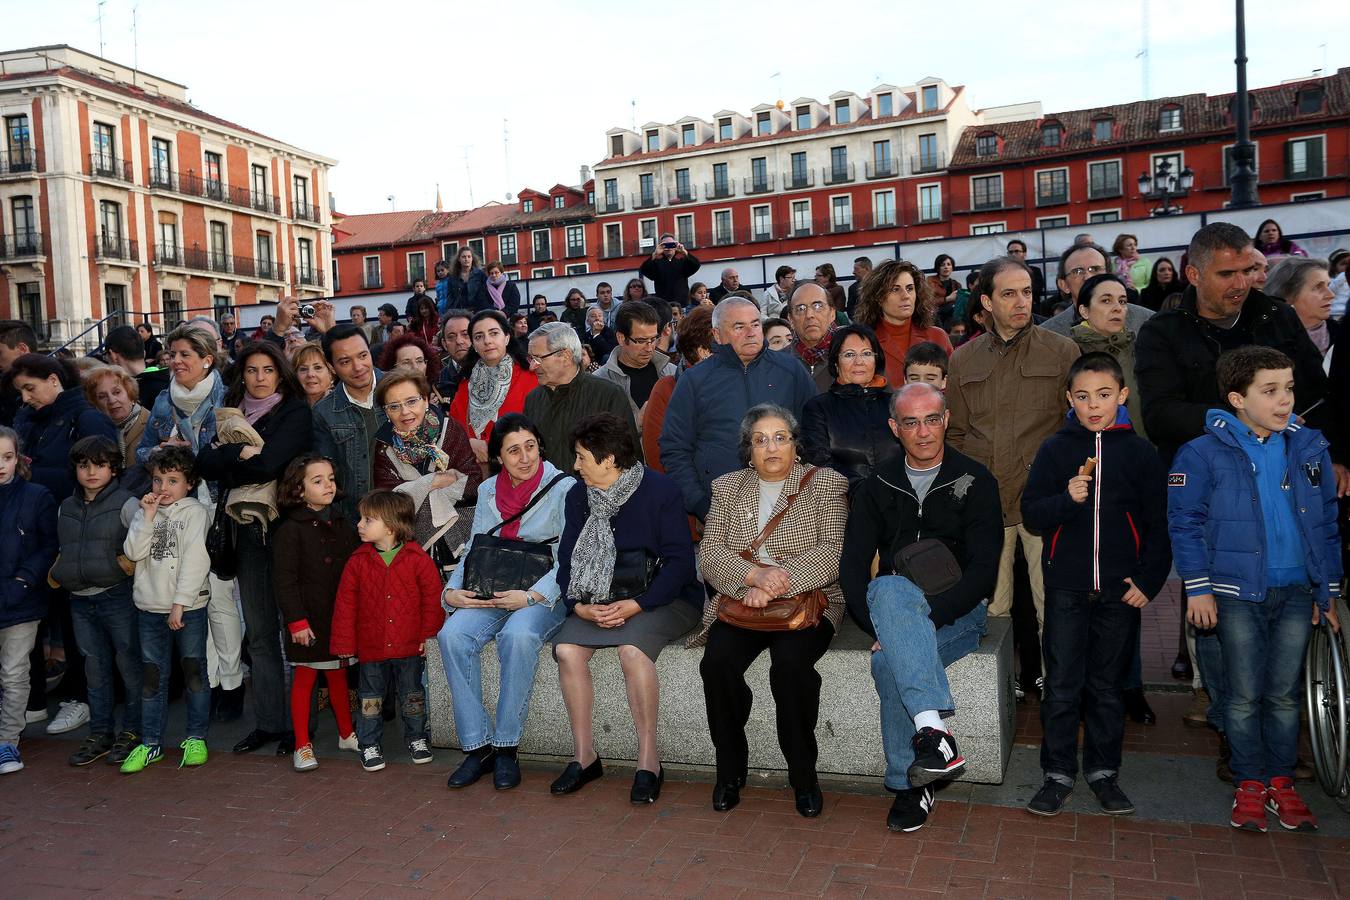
[446,462,575,608]
[136,373,226,464]
[312,375,386,522]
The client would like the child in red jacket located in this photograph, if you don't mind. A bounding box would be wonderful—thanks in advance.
[330,490,445,772]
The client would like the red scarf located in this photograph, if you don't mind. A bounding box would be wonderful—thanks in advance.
[494,464,546,539]
[793,328,834,366]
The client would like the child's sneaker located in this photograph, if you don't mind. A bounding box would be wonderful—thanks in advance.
[337,732,359,753]
[69,732,114,766]
[46,700,90,734]
[120,743,163,774]
[24,708,47,724]
[179,738,208,768]
[408,738,433,765]
[907,727,966,786]
[293,743,319,772]
[0,742,23,774]
[107,731,141,765]
[361,746,386,772]
[1230,780,1268,832]
[1265,776,1318,832]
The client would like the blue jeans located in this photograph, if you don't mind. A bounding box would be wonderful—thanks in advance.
[357,656,426,750]
[437,602,566,751]
[1194,627,1226,730]
[867,576,987,791]
[1218,585,1315,784]
[138,606,210,747]
[70,581,142,736]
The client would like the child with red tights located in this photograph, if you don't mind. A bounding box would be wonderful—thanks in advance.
[273,455,363,771]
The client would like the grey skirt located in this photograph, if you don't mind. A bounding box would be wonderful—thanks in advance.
[552,600,702,661]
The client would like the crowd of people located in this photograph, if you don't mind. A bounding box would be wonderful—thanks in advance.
[0,217,1347,837]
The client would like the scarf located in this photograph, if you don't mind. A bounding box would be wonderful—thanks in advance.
[169,371,215,414]
[467,356,513,437]
[793,327,834,366]
[392,408,451,471]
[494,463,545,540]
[116,403,143,435]
[566,464,645,604]
[1307,321,1331,356]
[486,273,508,310]
[168,371,221,451]
[239,391,283,425]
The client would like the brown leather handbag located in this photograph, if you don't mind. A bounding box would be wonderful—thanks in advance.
[716,468,829,632]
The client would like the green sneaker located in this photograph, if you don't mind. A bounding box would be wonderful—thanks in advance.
[179,738,208,768]
[120,743,163,774]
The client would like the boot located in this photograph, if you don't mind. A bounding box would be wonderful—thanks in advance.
[213,686,245,723]
[1124,688,1156,725]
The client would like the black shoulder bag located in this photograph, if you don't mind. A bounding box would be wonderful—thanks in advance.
[461,473,570,597]
[205,489,238,580]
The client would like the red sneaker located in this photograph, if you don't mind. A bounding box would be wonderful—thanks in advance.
[1265,776,1318,832]
[1230,780,1268,832]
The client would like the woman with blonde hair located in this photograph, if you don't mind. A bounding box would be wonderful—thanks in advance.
[83,365,149,467]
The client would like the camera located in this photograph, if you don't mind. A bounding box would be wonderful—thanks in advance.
[300,303,317,319]
[661,241,677,249]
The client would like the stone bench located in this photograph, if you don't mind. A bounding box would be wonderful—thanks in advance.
[426,614,1015,784]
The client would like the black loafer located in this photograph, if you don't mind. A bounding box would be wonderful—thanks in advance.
[494,754,521,791]
[232,729,283,754]
[712,780,741,812]
[795,784,824,818]
[275,732,296,756]
[447,750,496,788]
[631,767,664,804]
[550,757,603,795]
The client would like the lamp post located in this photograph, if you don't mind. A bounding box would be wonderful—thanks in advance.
[1137,158,1195,216]
[1229,0,1260,208]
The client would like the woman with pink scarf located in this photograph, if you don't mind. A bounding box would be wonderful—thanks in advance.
[484,262,521,317]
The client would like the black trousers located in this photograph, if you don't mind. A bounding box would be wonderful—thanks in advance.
[700,619,834,791]
[1039,585,1139,779]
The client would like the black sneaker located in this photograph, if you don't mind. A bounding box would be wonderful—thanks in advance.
[887,786,935,832]
[107,731,141,765]
[1027,778,1073,816]
[907,727,966,787]
[408,738,433,765]
[1088,775,1135,815]
[69,733,114,766]
[361,746,386,772]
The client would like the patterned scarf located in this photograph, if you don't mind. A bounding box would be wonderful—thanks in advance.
[467,356,513,437]
[392,408,450,471]
[793,327,834,366]
[566,464,645,604]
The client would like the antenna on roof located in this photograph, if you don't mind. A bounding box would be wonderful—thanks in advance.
[630,98,636,132]
[96,0,107,57]
[130,4,139,83]
[1136,0,1151,98]
[460,145,475,207]
[502,118,511,200]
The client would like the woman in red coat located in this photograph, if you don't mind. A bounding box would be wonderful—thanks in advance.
[448,310,538,474]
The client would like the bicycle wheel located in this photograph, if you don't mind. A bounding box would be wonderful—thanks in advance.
[1304,620,1348,799]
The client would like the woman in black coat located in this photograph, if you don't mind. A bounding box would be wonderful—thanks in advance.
[195,341,312,754]
[10,354,118,502]
[799,325,901,492]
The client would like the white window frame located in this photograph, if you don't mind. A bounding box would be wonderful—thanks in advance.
[970,222,1006,236]
[674,214,694,247]
[1291,191,1325,202]
[441,241,458,262]
[532,267,554,278]
[750,204,772,240]
[1087,209,1122,223]
[1220,142,1260,186]
[915,182,942,223]
[871,189,896,228]
[1036,215,1070,228]
[1033,166,1070,207]
[362,254,382,287]
[1285,133,1327,178]
[790,199,812,236]
[828,193,852,231]
[1086,157,1123,199]
[1149,152,1186,192]
[498,232,517,261]
[876,92,893,118]
[531,228,551,261]
[968,173,1004,211]
[1159,106,1182,132]
[711,207,734,246]
[604,221,624,256]
[468,238,485,261]
[505,270,521,280]
[406,251,426,284]
[638,217,658,253]
[565,264,588,275]
[565,224,586,257]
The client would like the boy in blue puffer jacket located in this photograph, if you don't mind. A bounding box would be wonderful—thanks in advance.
[1168,346,1341,834]
[1022,352,1171,818]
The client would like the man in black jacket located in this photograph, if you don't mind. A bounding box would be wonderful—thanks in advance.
[840,383,1003,833]
[638,233,700,303]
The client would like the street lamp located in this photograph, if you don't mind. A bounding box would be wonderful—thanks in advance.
[1137,158,1195,216]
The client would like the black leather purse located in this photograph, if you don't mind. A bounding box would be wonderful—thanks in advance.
[461,473,570,597]
[607,549,659,603]
[205,489,238,580]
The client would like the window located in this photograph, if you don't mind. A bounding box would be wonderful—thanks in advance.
[750,157,768,192]
[751,205,771,241]
[1036,169,1069,206]
[532,268,553,279]
[161,289,183,328]
[972,175,1003,210]
[204,151,223,199]
[1291,191,1325,202]
[639,173,655,206]
[17,282,41,332]
[407,250,425,284]
[1041,123,1062,148]
[251,164,268,204]
[468,238,485,263]
[256,233,275,279]
[830,196,852,232]
[1298,87,1325,115]
[975,133,998,158]
[829,146,848,181]
[1150,152,1184,191]
[791,200,811,236]
[157,217,178,262]
[586,190,594,206]
[681,123,696,146]
[1038,216,1069,228]
[719,118,733,140]
[639,219,657,245]
[674,168,691,201]
[604,223,623,256]
[212,296,232,319]
[499,233,517,263]
[645,130,659,152]
[713,210,732,245]
[871,140,893,177]
[99,199,123,252]
[332,259,340,292]
[533,229,551,261]
[790,151,808,187]
[92,122,116,171]
[873,190,896,227]
[876,93,893,117]
[918,184,942,223]
[297,238,314,283]
[566,225,585,257]
[603,178,618,210]
[5,114,32,168]
[1088,210,1121,223]
[209,221,228,271]
[712,162,729,197]
[834,99,850,124]
[103,284,126,320]
[1088,160,1122,198]
[756,111,772,135]
[971,223,1005,236]
[795,106,811,131]
[522,199,534,213]
[441,242,458,261]
[293,175,310,216]
[548,195,562,209]
[150,137,172,186]
[675,215,693,247]
[11,196,36,248]
[566,264,588,275]
[1093,118,1112,142]
[610,135,624,157]
[1159,106,1182,131]
[921,85,938,111]
[1286,136,1325,179]
[917,133,938,171]
[364,256,382,288]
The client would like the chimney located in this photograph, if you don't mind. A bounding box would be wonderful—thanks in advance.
[579,164,592,186]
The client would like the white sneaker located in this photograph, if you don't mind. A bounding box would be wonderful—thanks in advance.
[25,708,48,724]
[293,744,319,772]
[46,701,90,734]
[337,731,359,752]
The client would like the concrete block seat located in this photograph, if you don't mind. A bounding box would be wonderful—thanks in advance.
[426,613,1015,784]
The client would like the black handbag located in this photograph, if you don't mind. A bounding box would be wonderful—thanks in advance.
[894,538,962,596]
[461,473,570,597]
[607,549,659,603]
[205,489,238,580]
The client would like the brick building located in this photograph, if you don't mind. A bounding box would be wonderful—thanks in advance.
[0,45,334,347]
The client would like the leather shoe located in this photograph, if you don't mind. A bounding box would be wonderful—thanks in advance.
[630,767,664,804]
[276,732,296,756]
[550,756,603,795]
[1124,688,1156,725]
[447,750,496,788]
[795,784,824,818]
[1171,654,1193,681]
[712,780,741,812]
[494,754,521,791]
[232,729,284,754]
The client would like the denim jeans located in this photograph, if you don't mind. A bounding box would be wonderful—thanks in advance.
[867,576,987,791]
[1040,586,1139,779]
[1218,585,1315,784]
[356,655,427,750]
[236,521,288,733]
[138,606,210,747]
[1193,627,1226,730]
[437,602,565,751]
[69,581,142,737]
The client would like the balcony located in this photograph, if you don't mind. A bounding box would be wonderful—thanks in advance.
[95,234,138,263]
[822,162,855,185]
[630,189,662,210]
[910,201,948,226]
[566,244,586,258]
[954,185,1025,214]
[601,243,625,260]
[532,246,553,262]
[1087,181,1123,200]
[250,191,282,216]
[499,251,518,265]
[669,183,699,204]
[297,268,325,288]
[160,245,289,283]
[153,243,182,267]
[361,274,384,289]
[294,200,321,223]
[89,152,133,184]
[910,151,946,174]
[598,196,625,214]
[865,159,897,179]
[0,231,44,261]
[1035,189,1069,208]
[149,167,175,190]
[0,147,40,179]
[149,170,282,216]
[783,169,815,190]
[743,173,775,195]
[705,180,736,200]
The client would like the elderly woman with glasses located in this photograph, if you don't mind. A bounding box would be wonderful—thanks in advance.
[693,403,849,818]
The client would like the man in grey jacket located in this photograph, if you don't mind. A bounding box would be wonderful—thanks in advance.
[1040,243,1152,336]
[594,300,677,434]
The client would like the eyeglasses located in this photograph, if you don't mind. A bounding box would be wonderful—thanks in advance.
[839,350,876,362]
[624,335,660,347]
[527,348,568,363]
[896,414,945,431]
[1067,265,1108,278]
[791,301,829,315]
[400,356,426,367]
[382,396,425,415]
[751,433,794,449]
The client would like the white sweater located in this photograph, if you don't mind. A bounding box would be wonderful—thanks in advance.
[122,497,212,614]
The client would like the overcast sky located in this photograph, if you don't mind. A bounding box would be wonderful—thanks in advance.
[10,0,1349,214]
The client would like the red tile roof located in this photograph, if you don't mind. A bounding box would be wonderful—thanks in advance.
[331,210,438,250]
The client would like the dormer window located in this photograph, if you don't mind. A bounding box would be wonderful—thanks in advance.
[1093,117,1113,142]
[795,106,811,130]
[876,93,893,117]
[645,130,659,152]
[1041,122,1062,148]
[610,134,624,157]
[921,85,938,111]
[756,111,772,135]
[1298,86,1325,114]
[719,118,732,140]
[553,195,565,209]
[523,199,534,213]
[681,123,696,146]
[834,99,850,124]
[1159,105,1182,131]
[975,132,998,158]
